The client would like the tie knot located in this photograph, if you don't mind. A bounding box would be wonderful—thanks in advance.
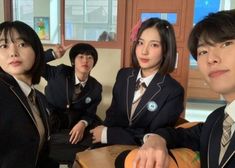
[224,114,234,126]
[28,89,36,105]
[135,79,146,91]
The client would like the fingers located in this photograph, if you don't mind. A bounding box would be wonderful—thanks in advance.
[69,130,83,144]
[63,43,74,50]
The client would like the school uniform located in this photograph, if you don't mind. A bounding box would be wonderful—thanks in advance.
[156,105,235,168]
[0,72,58,168]
[43,50,102,163]
[103,67,184,145]
[43,49,102,129]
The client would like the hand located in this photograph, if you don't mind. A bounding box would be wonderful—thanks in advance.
[90,125,105,143]
[69,121,86,144]
[53,43,73,59]
[133,134,169,168]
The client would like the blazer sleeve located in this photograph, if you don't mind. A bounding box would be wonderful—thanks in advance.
[42,49,59,81]
[156,123,202,151]
[103,69,123,126]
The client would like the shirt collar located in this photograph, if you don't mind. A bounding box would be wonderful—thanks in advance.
[14,77,34,97]
[136,70,157,87]
[225,100,235,122]
[74,74,88,87]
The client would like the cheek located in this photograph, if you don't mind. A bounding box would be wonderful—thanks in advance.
[135,46,142,56]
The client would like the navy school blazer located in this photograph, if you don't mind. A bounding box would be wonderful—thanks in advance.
[157,106,235,168]
[43,50,102,129]
[0,73,56,168]
[104,67,184,145]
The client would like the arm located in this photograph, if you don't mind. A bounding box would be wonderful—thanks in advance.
[133,124,202,168]
[149,85,184,132]
[69,82,102,144]
[42,44,72,80]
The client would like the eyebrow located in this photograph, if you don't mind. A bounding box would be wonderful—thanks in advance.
[139,38,161,43]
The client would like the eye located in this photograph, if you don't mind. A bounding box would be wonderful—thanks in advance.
[197,50,208,57]
[221,41,233,48]
[78,55,84,59]
[0,43,7,49]
[18,42,26,47]
[150,43,160,48]
[87,55,93,59]
[137,40,143,45]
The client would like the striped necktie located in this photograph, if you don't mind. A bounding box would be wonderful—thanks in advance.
[221,114,234,147]
[130,80,146,118]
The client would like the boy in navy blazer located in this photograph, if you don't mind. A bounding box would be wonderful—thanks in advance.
[43,43,102,163]
[132,9,235,168]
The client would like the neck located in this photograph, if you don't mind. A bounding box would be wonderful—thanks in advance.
[75,72,88,82]
[13,75,32,86]
[141,68,158,78]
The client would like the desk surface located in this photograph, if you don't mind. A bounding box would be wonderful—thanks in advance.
[73,145,137,168]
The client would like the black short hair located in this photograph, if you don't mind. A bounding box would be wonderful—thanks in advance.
[0,21,44,84]
[131,17,177,75]
[69,43,98,67]
[188,9,235,60]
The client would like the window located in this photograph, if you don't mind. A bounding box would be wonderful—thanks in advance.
[5,0,126,48]
[190,0,232,68]
[65,0,117,42]
[11,0,60,44]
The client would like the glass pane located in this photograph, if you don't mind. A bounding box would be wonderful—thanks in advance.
[141,13,177,24]
[12,0,60,44]
[65,0,117,41]
[189,0,220,67]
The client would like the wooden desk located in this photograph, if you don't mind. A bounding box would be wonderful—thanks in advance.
[72,145,137,168]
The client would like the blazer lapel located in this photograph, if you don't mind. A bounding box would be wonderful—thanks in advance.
[67,75,75,104]
[131,73,165,122]
[208,114,224,168]
[36,93,50,140]
[126,69,138,120]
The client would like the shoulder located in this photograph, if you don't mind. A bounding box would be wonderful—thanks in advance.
[163,74,184,91]
[116,67,138,78]
[88,76,102,89]
[53,64,74,76]
[206,106,225,122]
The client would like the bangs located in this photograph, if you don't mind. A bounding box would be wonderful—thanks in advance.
[0,25,30,44]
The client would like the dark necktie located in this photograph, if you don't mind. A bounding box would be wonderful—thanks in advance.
[72,83,83,101]
[28,89,36,105]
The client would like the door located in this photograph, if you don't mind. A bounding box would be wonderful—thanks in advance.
[123,0,194,95]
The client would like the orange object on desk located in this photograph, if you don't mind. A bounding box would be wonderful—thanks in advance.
[72,145,137,168]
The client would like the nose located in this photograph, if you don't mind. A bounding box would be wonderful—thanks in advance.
[207,47,220,64]
[141,45,149,55]
[9,44,18,57]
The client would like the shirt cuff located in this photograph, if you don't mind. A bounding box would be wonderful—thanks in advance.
[80,120,88,127]
[101,126,108,144]
[143,133,157,143]
[51,50,56,58]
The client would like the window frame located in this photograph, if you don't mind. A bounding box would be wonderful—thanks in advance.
[4,0,126,49]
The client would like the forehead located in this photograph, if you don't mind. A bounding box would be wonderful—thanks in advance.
[140,27,160,40]
[0,28,20,41]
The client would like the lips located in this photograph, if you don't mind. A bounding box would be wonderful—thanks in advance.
[208,70,229,78]
[9,60,21,66]
[139,58,149,63]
